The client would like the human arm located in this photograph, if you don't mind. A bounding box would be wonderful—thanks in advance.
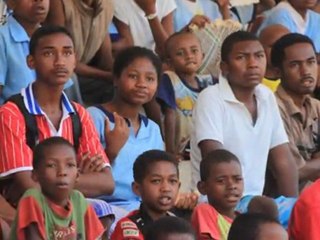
[24,223,43,240]
[112,18,134,54]
[163,107,177,156]
[216,0,232,20]
[135,0,175,56]
[268,143,299,197]
[0,194,15,225]
[76,105,115,195]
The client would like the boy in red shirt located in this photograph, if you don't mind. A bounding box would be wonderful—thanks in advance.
[191,149,244,240]
[10,137,105,239]
[111,150,180,239]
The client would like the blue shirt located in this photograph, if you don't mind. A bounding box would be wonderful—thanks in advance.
[0,15,72,105]
[87,106,164,211]
[258,3,320,52]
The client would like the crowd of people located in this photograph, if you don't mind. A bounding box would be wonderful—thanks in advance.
[0,0,320,239]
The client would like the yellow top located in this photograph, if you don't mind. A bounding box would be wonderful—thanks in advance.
[262,77,281,92]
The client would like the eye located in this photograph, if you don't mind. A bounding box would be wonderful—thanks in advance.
[67,162,76,168]
[63,50,73,56]
[169,178,178,185]
[128,73,138,80]
[151,179,161,184]
[307,59,317,65]
[191,48,199,54]
[235,176,243,182]
[46,163,56,168]
[235,55,245,60]
[146,76,156,82]
[256,53,265,59]
[216,178,225,184]
[176,50,184,57]
[43,51,54,57]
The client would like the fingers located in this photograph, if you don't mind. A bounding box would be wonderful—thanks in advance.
[89,154,105,172]
[78,152,90,172]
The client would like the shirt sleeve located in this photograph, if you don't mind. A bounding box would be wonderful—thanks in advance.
[157,0,177,19]
[0,103,33,177]
[113,0,129,25]
[191,204,220,240]
[193,87,224,146]
[269,93,289,149]
[110,217,143,240]
[13,195,46,240]
[156,73,176,109]
[74,104,110,167]
[84,205,105,240]
[289,197,320,240]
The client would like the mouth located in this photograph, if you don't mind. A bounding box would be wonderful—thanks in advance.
[225,192,241,202]
[33,5,47,15]
[158,196,172,206]
[54,68,69,77]
[301,77,315,87]
[56,182,69,189]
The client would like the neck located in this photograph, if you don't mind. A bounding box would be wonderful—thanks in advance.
[13,16,40,37]
[178,72,198,88]
[33,82,63,108]
[265,67,279,80]
[290,3,308,19]
[142,205,167,221]
[282,86,307,108]
[107,96,140,121]
[231,86,256,103]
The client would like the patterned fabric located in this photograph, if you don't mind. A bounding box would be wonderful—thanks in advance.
[190,19,242,78]
[10,188,104,240]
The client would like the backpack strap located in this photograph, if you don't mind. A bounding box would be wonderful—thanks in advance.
[6,94,38,150]
[70,102,82,152]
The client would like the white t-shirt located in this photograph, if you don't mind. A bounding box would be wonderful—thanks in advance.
[190,75,288,196]
[113,0,177,50]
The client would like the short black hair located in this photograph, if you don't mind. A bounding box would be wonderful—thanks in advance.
[271,33,316,69]
[113,46,162,82]
[228,213,282,240]
[33,137,75,170]
[29,25,74,55]
[221,31,259,63]
[133,150,178,183]
[164,31,200,58]
[200,149,240,181]
[145,216,196,240]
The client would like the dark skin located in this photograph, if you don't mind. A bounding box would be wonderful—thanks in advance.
[46,0,113,81]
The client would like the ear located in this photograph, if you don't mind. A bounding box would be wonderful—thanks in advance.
[75,170,80,183]
[27,55,35,70]
[132,182,141,197]
[31,170,39,183]
[197,181,207,195]
[220,60,228,77]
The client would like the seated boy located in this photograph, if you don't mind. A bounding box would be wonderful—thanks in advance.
[145,216,196,240]
[191,149,244,240]
[157,31,216,160]
[10,137,105,239]
[111,150,180,239]
[0,26,114,223]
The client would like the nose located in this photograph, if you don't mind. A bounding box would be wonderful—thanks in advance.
[160,180,171,192]
[136,76,147,88]
[247,55,258,68]
[226,179,237,190]
[54,53,65,66]
[300,62,311,76]
[57,165,67,177]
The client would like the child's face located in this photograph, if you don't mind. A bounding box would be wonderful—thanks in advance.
[27,33,76,87]
[257,223,288,240]
[32,144,78,206]
[115,57,158,105]
[9,0,49,25]
[167,34,203,75]
[133,161,180,219]
[198,161,243,216]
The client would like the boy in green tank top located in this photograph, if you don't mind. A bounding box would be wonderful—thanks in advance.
[10,137,105,240]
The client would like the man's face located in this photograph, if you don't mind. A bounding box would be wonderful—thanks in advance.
[221,40,266,90]
[280,43,318,95]
[27,33,76,87]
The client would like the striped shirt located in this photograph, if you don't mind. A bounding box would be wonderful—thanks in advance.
[0,84,110,177]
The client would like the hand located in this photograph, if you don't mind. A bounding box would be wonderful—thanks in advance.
[134,0,156,15]
[104,112,130,160]
[175,192,199,210]
[188,15,211,29]
[78,153,105,174]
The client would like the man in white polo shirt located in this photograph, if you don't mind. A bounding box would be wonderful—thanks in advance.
[191,31,298,224]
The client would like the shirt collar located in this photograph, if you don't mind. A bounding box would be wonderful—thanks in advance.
[218,74,268,103]
[21,83,75,115]
[99,106,149,127]
[8,15,30,43]
[276,85,312,116]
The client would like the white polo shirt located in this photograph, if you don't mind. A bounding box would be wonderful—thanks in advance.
[190,75,288,196]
